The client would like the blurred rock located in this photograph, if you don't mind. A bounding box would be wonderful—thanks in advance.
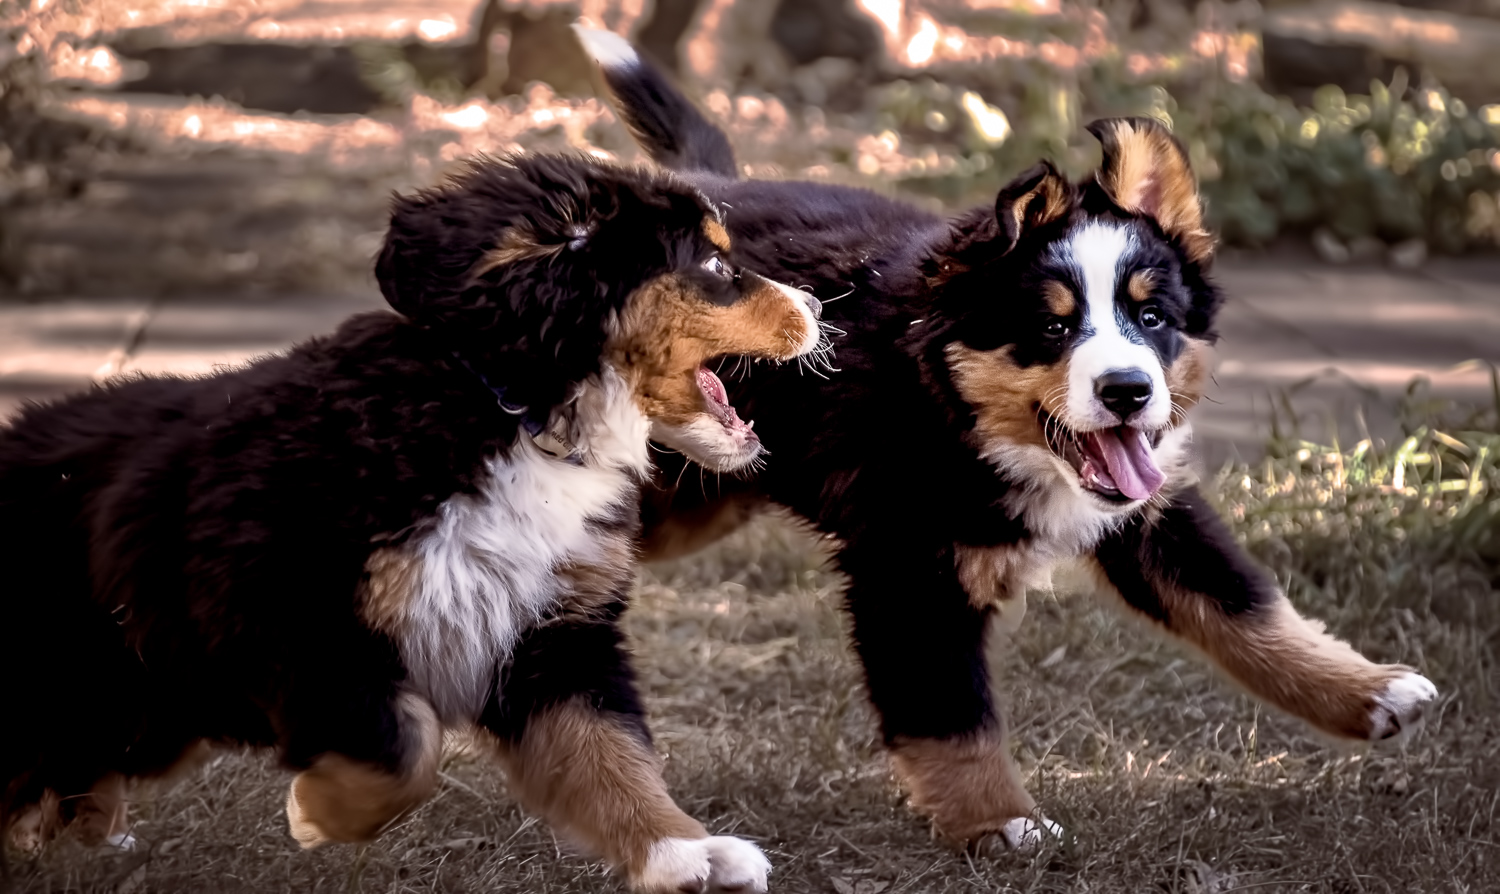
[113,43,386,114]
[1389,237,1429,269]
[1313,227,1352,263]
[770,0,883,68]
[1264,1,1500,106]
[635,0,703,71]
[1349,235,1386,261]
[1262,33,1398,102]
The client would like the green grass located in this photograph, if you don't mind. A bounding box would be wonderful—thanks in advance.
[7,406,1498,893]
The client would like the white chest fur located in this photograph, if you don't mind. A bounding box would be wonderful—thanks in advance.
[391,370,650,723]
[960,425,1195,624]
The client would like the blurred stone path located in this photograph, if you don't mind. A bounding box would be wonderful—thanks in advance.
[3,257,1498,461]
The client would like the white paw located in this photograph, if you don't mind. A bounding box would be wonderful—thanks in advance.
[1369,672,1438,741]
[105,831,138,851]
[636,836,771,893]
[999,816,1063,853]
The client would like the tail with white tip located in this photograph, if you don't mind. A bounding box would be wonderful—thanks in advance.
[572,24,739,179]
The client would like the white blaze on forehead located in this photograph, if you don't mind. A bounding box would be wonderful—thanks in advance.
[1055,221,1172,430]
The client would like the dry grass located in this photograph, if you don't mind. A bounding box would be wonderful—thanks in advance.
[6,418,1498,893]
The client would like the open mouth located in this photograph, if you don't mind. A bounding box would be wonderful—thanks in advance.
[1043,411,1167,503]
[697,365,757,444]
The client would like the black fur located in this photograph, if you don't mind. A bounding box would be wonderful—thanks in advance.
[0,154,719,837]
[596,52,737,178]
[601,56,1261,754]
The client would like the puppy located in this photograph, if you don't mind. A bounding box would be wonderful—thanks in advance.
[579,27,1439,852]
[0,153,822,892]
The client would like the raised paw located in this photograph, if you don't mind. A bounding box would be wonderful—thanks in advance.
[1368,671,1438,741]
[634,835,771,894]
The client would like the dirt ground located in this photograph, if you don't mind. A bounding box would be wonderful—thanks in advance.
[6,496,1494,894]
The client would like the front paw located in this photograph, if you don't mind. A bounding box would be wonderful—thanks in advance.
[1367,671,1438,741]
[633,835,771,893]
[965,815,1064,856]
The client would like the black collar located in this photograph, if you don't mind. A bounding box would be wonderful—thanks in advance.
[450,351,582,465]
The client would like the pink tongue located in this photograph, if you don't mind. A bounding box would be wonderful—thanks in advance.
[696,367,748,429]
[697,367,729,406]
[1090,427,1166,501]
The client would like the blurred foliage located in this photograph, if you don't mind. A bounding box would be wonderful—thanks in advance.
[882,66,1500,254]
[1181,77,1500,253]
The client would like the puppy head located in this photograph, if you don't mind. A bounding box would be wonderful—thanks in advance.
[929,118,1220,513]
[375,154,820,472]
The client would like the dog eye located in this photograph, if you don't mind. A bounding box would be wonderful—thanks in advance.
[1044,319,1071,339]
[703,255,732,279]
[1140,306,1165,329]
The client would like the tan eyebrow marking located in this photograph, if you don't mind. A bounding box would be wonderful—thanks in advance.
[1042,280,1076,316]
[1127,270,1156,303]
[702,218,731,253]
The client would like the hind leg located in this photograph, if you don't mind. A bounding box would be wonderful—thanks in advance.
[285,692,442,847]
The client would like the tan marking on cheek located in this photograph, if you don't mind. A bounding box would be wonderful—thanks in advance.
[1127,270,1155,303]
[611,274,808,426]
[702,218,731,253]
[489,698,706,877]
[889,730,1037,845]
[947,343,1069,452]
[1041,280,1075,316]
[1166,336,1211,417]
[611,275,710,426]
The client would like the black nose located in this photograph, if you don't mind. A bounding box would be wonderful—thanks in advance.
[805,293,822,320]
[1095,369,1153,421]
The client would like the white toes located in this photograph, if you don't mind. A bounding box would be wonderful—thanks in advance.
[999,816,1063,853]
[105,831,138,851]
[1369,672,1438,741]
[702,836,771,892]
[637,836,770,894]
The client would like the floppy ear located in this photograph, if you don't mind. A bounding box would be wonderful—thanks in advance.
[994,161,1072,253]
[373,157,616,417]
[925,162,1071,283]
[1087,117,1213,263]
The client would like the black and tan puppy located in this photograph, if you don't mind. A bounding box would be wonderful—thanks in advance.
[578,27,1439,852]
[0,154,823,892]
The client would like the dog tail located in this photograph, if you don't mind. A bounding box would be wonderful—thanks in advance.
[572,25,739,179]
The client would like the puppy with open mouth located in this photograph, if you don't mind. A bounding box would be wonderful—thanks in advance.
[0,153,823,893]
[581,25,1440,857]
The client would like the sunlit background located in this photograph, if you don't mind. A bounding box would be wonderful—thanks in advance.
[2,0,1499,447]
[4,6,1500,892]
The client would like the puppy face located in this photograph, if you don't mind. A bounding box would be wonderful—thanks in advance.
[610,220,822,472]
[935,119,1219,516]
[376,155,821,473]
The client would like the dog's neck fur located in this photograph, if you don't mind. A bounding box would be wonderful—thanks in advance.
[549,366,653,475]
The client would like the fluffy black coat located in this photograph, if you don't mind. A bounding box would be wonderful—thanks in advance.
[1,154,709,834]
[591,34,1437,849]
